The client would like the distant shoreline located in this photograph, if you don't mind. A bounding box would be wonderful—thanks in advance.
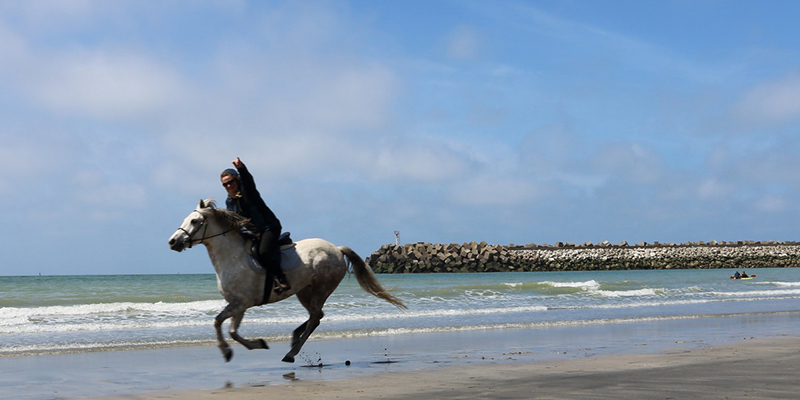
[367,240,800,273]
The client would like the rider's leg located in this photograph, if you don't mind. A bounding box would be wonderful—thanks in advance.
[260,228,290,292]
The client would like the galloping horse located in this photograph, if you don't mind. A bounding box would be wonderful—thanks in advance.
[168,199,406,363]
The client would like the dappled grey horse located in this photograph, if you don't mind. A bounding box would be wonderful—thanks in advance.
[168,199,406,363]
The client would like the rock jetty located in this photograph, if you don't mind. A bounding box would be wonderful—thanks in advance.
[365,240,800,273]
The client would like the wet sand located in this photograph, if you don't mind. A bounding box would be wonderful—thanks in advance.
[5,312,800,399]
[99,335,800,400]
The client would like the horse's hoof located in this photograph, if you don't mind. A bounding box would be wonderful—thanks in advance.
[282,354,295,363]
[259,339,269,349]
[223,348,233,362]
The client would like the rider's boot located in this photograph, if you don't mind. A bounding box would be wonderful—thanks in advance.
[274,278,290,294]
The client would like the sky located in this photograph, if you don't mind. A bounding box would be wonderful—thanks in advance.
[1,0,800,276]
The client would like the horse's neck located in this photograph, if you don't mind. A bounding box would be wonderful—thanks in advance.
[203,230,247,272]
[201,226,265,306]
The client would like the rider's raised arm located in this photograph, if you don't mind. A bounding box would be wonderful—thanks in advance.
[233,158,261,198]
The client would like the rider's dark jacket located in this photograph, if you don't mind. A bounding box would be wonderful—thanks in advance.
[225,165,281,234]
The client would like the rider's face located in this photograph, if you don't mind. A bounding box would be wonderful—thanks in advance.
[222,176,238,196]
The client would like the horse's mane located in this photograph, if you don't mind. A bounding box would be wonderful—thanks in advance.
[201,198,256,233]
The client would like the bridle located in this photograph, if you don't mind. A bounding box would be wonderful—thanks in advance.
[178,211,236,248]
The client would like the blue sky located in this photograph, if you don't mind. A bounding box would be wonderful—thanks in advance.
[1,1,799,275]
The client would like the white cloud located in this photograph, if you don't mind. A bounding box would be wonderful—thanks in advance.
[753,195,789,213]
[518,124,578,173]
[485,1,726,84]
[696,178,735,201]
[445,25,483,60]
[450,173,549,206]
[592,143,664,185]
[71,170,147,213]
[369,139,471,182]
[32,50,185,120]
[0,137,61,196]
[0,1,94,21]
[0,22,27,70]
[156,57,399,186]
[732,75,800,127]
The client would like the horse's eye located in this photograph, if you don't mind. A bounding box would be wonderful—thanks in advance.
[191,219,199,224]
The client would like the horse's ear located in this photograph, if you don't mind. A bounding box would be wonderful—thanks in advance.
[199,199,205,208]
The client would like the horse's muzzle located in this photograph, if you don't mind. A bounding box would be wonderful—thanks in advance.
[168,233,186,252]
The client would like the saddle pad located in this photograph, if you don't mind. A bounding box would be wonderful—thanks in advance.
[246,246,302,274]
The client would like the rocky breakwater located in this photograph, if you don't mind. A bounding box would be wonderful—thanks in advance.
[366,240,800,273]
[366,241,516,273]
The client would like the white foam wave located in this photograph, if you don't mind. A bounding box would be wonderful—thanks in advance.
[0,300,228,334]
[0,338,236,357]
[308,313,762,341]
[463,289,503,298]
[0,318,214,335]
[0,304,549,335]
[0,300,225,323]
[9,310,800,357]
[709,288,800,297]
[12,298,749,336]
[4,278,800,339]
[542,280,600,290]
[596,288,658,298]
[767,281,800,287]
[249,305,550,326]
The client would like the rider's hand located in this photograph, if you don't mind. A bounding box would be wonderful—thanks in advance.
[232,157,244,169]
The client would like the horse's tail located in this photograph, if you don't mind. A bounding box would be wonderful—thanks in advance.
[340,246,407,310]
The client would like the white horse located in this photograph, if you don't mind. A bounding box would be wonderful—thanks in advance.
[168,199,406,363]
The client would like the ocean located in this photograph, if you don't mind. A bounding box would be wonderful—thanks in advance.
[3,267,800,358]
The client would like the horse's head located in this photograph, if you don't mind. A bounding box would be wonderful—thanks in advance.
[168,199,253,252]
[168,199,215,252]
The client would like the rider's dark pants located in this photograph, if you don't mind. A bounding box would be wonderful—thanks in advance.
[259,228,287,282]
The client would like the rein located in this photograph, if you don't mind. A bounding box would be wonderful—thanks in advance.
[179,212,237,248]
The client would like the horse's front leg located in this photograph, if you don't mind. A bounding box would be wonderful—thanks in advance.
[214,302,242,362]
[229,311,269,350]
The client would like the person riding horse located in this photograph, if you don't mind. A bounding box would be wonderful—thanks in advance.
[221,157,290,293]
[169,199,406,363]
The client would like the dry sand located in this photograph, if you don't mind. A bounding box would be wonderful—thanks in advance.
[96,335,800,400]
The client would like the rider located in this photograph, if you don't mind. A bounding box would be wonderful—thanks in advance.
[221,157,290,293]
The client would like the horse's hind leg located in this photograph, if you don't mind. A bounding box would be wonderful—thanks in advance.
[282,314,321,363]
[290,321,308,349]
[229,311,269,350]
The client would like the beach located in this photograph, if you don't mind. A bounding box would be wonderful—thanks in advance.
[5,310,800,399]
[119,335,798,400]
[83,334,800,400]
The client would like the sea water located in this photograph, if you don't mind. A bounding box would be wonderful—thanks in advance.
[3,268,800,358]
